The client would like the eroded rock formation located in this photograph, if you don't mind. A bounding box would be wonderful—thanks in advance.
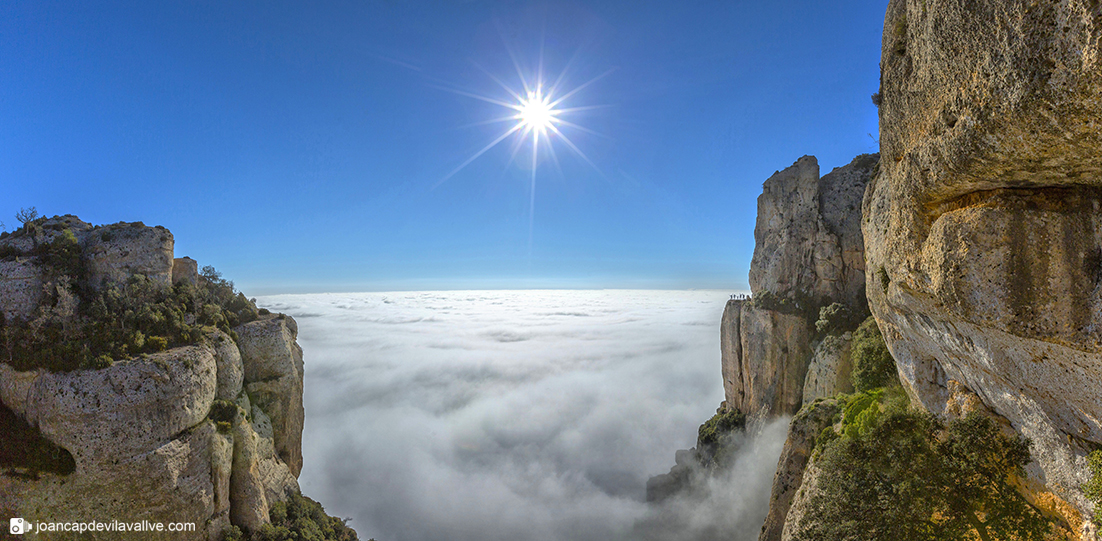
[0,217,305,540]
[864,0,1102,535]
[759,399,839,541]
[722,154,876,417]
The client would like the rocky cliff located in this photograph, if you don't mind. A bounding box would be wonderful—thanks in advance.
[721,154,876,417]
[864,0,1102,537]
[0,216,336,540]
[649,155,875,508]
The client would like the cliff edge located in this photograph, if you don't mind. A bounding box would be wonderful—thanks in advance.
[865,0,1102,536]
[0,215,350,540]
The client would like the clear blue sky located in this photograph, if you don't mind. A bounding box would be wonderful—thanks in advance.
[1,1,885,294]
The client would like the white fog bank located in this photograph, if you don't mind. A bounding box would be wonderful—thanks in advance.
[256,290,784,541]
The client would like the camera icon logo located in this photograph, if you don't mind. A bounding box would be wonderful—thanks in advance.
[10,517,30,534]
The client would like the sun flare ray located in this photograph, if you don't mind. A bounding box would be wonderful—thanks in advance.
[437,47,608,251]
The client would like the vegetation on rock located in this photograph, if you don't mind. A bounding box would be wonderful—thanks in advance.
[849,316,896,393]
[1085,449,1102,523]
[814,301,866,337]
[795,342,1051,541]
[0,222,259,372]
[696,407,747,468]
[223,492,362,541]
[799,400,1050,541]
[750,289,814,316]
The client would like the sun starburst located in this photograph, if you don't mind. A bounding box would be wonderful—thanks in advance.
[516,88,556,133]
[434,49,612,252]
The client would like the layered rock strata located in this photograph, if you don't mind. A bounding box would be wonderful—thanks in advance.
[864,0,1102,534]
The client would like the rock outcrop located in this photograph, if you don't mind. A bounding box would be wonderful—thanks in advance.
[800,335,853,405]
[749,154,875,309]
[722,154,876,417]
[85,223,174,287]
[759,399,839,541]
[0,217,305,540]
[722,300,812,416]
[237,315,305,477]
[864,0,1102,534]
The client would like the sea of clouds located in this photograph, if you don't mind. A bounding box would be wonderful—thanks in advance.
[255,290,787,541]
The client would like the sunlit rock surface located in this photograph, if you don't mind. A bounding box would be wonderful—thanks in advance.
[864,0,1102,534]
[722,154,875,417]
[750,154,875,309]
[0,218,304,540]
[237,314,305,477]
[759,399,839,541]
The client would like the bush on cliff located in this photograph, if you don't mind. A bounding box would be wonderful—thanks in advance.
[221,492,360,541]
[696,408,747,468]
[850,316,897,392]
[814,302,866,337]
[798,404,1051,541]
[1085,449,1102,523]
[0,227,261,372]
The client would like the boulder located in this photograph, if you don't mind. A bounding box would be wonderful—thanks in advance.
[84,222,174,287]
[0,346,217,465]
[172,256,198,286]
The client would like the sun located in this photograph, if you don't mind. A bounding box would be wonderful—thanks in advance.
[435,61,609,185]
[433,52,612,252]
[516,88,556,133]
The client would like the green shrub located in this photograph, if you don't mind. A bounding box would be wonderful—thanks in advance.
[222,525,245,541]
[694,408,748,468]
[209,399,239,424]
[697,408,747,448]
[798,409,1050,541]
[39,229,82,279]
[814,302,866,336]
[147,335,168,352]
[878,266,891,293]
[254,492,359,541]
[1085,450,1102,523]
[841,390,883,439]
[1,253,262,372]
[850,317,898,393]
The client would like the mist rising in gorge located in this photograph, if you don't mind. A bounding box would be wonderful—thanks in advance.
[256,290,787,541]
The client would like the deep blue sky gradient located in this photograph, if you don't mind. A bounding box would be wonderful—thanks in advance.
[1,1,886,293]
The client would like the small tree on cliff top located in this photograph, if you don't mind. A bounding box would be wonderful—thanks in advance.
[15,206,38,225]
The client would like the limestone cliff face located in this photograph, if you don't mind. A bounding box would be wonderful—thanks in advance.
[0,218,305,540]
[722,300,812,416]
[864,0,1102,534]
[722,154,876,417]
[800,334,853,405]
[758,399,839,541]
[749,155,875,309]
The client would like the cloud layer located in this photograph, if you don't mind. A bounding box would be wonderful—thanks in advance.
[256,290,781,541]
